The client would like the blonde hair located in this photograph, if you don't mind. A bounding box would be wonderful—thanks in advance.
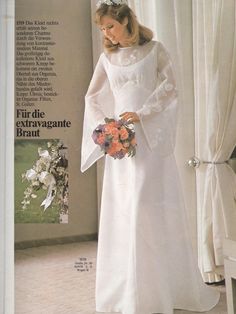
[95,4,153,52]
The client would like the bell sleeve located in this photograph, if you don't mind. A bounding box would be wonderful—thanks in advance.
[136,42,178,156]
[81,53,114,172]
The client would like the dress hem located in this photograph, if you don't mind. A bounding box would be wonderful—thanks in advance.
[95,292,221,314]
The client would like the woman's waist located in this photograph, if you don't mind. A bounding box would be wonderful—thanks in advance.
[113,90,151,115]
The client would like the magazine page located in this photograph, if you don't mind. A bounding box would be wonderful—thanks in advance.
[15,0,98,313]
[14,0,234,313]
[0,0,14,313]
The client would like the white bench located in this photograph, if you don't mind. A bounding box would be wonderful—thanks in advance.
[224,238,236,313]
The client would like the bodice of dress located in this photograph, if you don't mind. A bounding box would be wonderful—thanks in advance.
[81,40,178,172]
[104,40,156,66]
[101,41,177,116]
[102,41,158,99]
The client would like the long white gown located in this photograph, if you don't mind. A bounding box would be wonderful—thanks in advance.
[81,40,220,314]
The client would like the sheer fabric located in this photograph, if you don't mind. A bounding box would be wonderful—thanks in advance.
[81,41,220,314]
[193,0,236,282]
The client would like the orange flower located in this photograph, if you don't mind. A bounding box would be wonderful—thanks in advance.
[104,124,114,134]
[104,123,120,140]
[107,141,123,155]
[97,134,106,145]
[104,124,115,133]
[110,128,119,140]
[109,121,119,127]
[119,127,129,140]
[123,142,130,148]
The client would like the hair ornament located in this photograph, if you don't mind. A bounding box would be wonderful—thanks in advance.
[96,0,128,8]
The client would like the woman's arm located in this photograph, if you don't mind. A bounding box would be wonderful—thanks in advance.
[81,54,114,172]
[137,42,177,118]
[136,42,178,153]
[84,54,110,127]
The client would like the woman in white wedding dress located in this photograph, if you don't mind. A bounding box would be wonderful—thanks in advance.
[81,1,220,313]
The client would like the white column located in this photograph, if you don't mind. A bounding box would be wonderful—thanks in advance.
[0,0,15,313]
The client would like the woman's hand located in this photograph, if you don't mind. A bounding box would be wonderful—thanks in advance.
[119,112,140,123]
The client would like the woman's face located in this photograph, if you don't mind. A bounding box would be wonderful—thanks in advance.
[100,15,129,46]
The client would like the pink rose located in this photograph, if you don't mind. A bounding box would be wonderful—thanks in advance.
[119,127,129,140]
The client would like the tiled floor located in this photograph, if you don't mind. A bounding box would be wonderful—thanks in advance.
[15,241,227,314]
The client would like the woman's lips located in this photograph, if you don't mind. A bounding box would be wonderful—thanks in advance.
[107,36,118,44]
[110,38,118,44]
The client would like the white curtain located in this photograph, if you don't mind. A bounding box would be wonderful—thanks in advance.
[0,0,15,312]
[193,0,236,282]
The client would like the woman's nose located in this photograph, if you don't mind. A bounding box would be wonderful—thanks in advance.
[104,29,110,37]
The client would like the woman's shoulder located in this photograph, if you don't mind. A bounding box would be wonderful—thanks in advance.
[149,40,171,60]
[95,51,108,66]
[140,40,165,54]
[148,40,167,50]
[137,40,162,57]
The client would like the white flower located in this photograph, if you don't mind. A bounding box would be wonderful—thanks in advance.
[96,0,127,8]
[56,167,65,175]
[38,171,56,187]
[38,148,51,162]
[35,160,43,172]
[24,190,31,196]
[25,169,37,181]
[21,140,68,214]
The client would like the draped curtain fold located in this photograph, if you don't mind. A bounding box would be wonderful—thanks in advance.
[193,0,236,282]
[90,0,236,282]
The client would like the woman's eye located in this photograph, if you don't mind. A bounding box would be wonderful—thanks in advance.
[100,25,113,32]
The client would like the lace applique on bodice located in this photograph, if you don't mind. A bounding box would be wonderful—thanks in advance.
[104,40,156,66]
[102,41,159,98]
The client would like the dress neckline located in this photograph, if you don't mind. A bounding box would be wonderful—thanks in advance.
[103,40,158,69]
[118,45,137,50]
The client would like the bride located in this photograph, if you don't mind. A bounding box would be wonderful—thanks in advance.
[81,1,220,313]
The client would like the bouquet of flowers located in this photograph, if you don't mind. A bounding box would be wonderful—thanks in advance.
[21,140,68,217]
[92,118,137,159]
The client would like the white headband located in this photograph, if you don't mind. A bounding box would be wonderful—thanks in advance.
[96,0,128,8]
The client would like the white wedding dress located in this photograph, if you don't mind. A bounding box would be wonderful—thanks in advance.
[81,40,220,314]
